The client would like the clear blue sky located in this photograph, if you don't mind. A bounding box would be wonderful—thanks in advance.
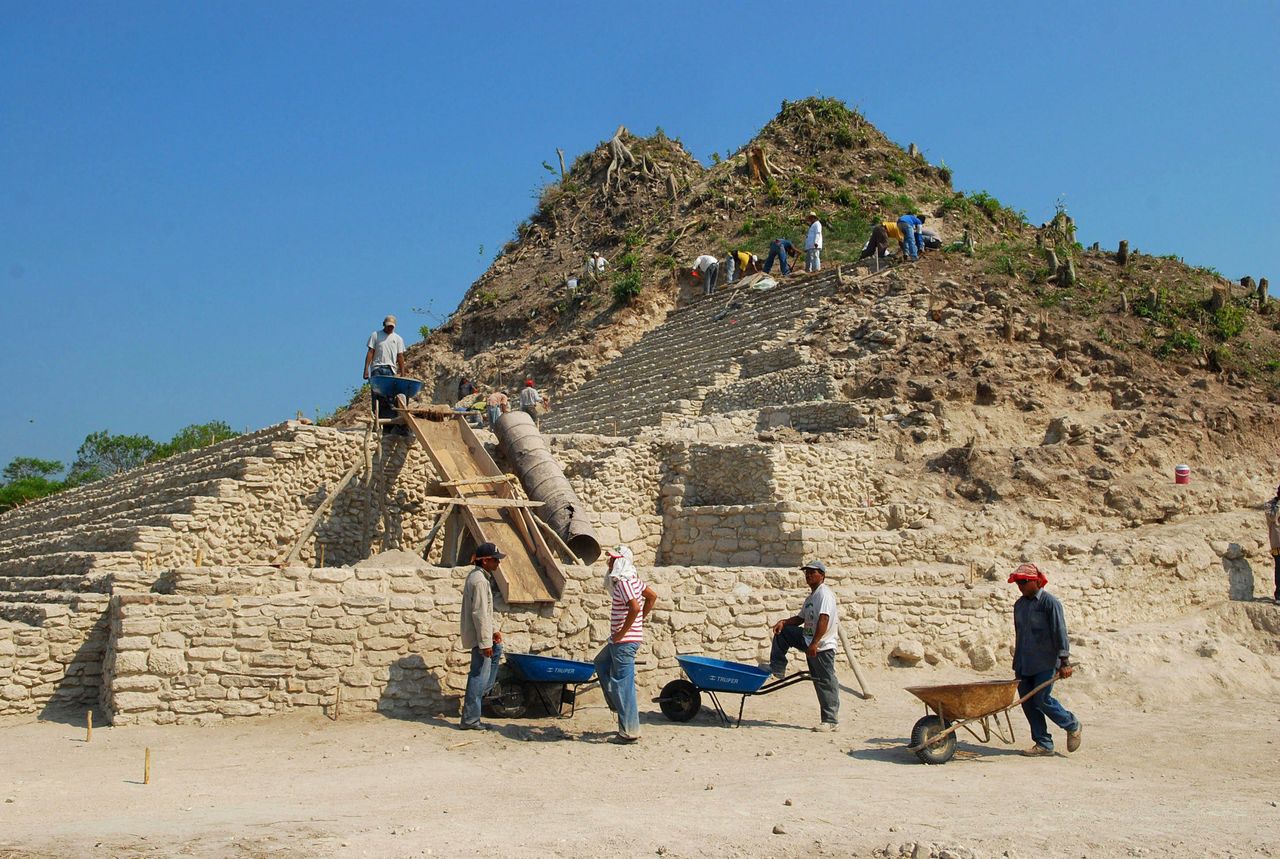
[2,1,1277,471]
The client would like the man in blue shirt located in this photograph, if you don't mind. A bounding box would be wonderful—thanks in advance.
[1009,563,1082,756]
[897,214,926,261]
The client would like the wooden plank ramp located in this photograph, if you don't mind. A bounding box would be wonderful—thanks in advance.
[401,412,564,604]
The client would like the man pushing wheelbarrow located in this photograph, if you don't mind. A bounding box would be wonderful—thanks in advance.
[906,562,1082,764]
[1009,562,1082,757]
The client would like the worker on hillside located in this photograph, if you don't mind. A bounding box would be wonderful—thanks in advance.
[805,212,823,272]
[691,253,719,296]
[459,541,505,731]
[518,379,547,426]
[725,249,761,284]
[584,251,608,281]
[897,213,926,262]
[593,544,657,744]
[486,389,510,428]
[458,376,476,400]
[1266,486,1280,603]
[859,223,891,263]
[1008,563,1082,756]
[763,237,802,276]
[768,560,840,732]
[363,314,407,424]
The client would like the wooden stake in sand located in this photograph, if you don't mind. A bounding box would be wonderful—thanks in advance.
[837,628,874,700]
[332,681,342,722]
[86,710,92,743]
[144,747,151,785]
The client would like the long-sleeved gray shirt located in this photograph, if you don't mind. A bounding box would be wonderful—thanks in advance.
[460,566,494,650]
[1012,589,1070,678]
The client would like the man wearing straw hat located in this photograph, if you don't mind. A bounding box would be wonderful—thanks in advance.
[1009,562,1082,756]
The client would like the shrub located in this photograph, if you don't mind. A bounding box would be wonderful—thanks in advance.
[1159,329,1201,356]
[937,161,952,184]
[887,170,907,187]
[1211,303,1246,340]
[612,270,643,304]
[832,187,856,208]
[833,126,855,148]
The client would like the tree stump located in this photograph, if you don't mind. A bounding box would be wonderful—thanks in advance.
[1117,240,1129,266]
[1259,278,1270,314]
[1058,257,1077,287]
[1044,249,1059,279]
[747,146,774,184]
[1209,283,1229,313]
[908,143,919,159]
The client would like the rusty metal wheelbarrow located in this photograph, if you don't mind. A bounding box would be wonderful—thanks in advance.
[904,674,1061,764]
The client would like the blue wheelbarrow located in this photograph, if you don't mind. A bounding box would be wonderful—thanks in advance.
[368,375,424,401]
[655,655,813,728]
[484,653,597,719]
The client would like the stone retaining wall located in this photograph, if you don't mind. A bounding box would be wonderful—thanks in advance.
[702,365,841,415]
[0,595,110,718]
[98,543,1235,725]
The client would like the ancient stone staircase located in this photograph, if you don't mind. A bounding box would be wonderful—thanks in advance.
[543,268,844,435]
[0,424,312,607]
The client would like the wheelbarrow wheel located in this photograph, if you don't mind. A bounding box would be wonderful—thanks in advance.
[658,679,701,722]
[910,715,956,764]
[483,680,528,719]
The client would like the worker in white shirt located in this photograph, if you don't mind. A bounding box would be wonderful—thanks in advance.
[691,254,719,296]
[585,252,608,281]
[805,212,823,272]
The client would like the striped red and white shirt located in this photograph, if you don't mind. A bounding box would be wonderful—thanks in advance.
[610,577,646,643]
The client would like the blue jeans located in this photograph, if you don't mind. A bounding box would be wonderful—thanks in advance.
[770,625,840,724]
[1018,669,1078,750]
[462,643,502,726]
[369,365,395,420]
[701,262,718,295]
[486,405,502,427]
[594,641,640,737]
[764,240,792,275]
[898,219,919,260]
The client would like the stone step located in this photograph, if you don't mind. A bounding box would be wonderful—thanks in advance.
[0,480,239,542]
[0,521,169,562]
[0,592,111,626]
[0,573,111,593]
[0,550,137,579]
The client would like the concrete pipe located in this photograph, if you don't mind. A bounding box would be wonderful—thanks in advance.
[493,410,602,565]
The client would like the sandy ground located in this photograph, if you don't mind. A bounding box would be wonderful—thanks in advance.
[2,608,1279,859]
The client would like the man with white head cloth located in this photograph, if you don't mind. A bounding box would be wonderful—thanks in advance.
[593,545,657,743]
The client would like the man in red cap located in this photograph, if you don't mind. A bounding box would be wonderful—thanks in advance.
[518,378,547,427]
[1009,563,1081,756]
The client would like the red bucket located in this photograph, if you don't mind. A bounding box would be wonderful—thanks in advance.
[1174,464,1190,485]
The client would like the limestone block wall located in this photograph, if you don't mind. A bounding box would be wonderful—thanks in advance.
[96,526,1245,726]
[738,345,810,379]
[546,436,667,563]
[0,595,110,717]
[661,503,807,566]
[702,365,841,415]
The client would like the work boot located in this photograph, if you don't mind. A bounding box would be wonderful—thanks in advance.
[811,722,838,733]
[1067,723,1083,753]
[1020,744,1053,757]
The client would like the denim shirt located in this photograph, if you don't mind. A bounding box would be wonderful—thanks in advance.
[1012,589,1070,678]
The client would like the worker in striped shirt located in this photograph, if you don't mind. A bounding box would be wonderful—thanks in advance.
[592,545,657,744]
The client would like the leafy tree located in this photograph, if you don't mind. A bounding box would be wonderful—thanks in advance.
[148,421,238,461]
[3,457,63,482]
[68,430,157,483]
[0,457,69,512]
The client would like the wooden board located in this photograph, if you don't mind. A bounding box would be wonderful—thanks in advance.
[402,413,563,603]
